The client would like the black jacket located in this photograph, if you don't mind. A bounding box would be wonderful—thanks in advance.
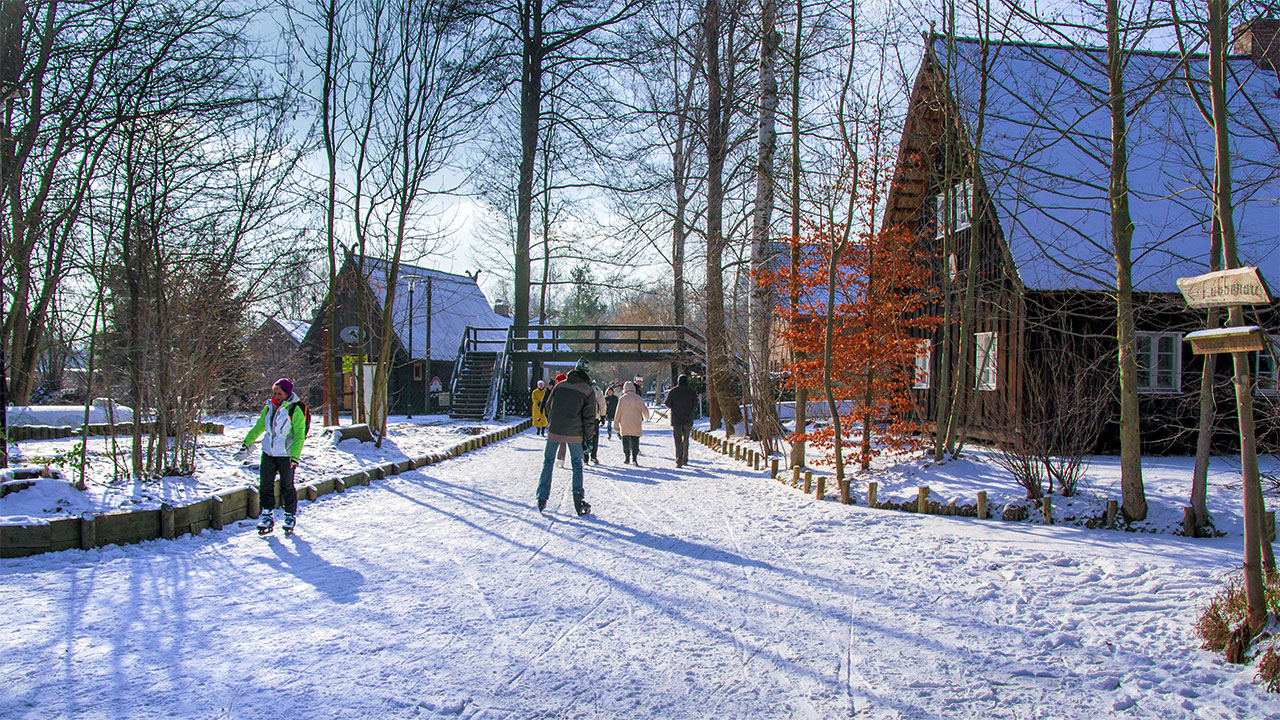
[604,394,619,419]
[545,370,598,442]
[664,384,698,426]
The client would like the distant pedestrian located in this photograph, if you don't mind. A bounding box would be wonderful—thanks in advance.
[536,360,597,516]
[665,374,698,468]
[604,386,619,439]
[584,384,606,464]
[241,378,308,534]
[615,381,650,465]
[531,380,549,436]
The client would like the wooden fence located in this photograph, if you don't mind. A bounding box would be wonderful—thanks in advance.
[688,428,1277,537]
[9,421,226,442]
[1,420,532,559]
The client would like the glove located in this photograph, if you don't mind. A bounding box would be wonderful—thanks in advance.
[234,446,252,462]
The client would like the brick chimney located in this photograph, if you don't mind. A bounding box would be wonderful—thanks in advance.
[493,302,510,318]
[1234,17,1279,69]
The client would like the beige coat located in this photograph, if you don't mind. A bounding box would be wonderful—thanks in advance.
[614,382,650,437]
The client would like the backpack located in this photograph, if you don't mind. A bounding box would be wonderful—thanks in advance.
[289,400,311,436]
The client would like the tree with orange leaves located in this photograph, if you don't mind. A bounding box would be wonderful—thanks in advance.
[760,224,939,484]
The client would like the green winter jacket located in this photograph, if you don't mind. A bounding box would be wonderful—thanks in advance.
[244,394,306,461]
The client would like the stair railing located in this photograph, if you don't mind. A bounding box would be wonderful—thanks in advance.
[485,328,514,420]
[449,328,472,402]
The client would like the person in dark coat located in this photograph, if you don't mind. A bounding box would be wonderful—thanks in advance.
[664,374,698,468]
[604,386,619,439]
[536,359,597,515]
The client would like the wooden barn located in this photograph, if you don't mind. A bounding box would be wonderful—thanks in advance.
[884,26,1280,453]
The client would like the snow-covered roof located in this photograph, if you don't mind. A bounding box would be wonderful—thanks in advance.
[936,36,1279,292]
[356,258,510,362]
[272,318,311,345]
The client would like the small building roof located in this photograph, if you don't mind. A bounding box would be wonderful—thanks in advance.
[271,318,311,345]
[933,35,1279,292]
[355,257,510,362]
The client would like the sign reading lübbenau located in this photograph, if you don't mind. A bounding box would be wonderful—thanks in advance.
[1176,267,1271,308]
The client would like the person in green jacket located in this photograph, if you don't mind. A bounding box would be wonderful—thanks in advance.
[241,378,307,534]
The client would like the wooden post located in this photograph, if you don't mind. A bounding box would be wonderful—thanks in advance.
[305,485,317,502]
[815,476,826,499]
[247,487,260,517]
[79,513,95,550]
[1041,496,1052,525]
[803,470,813,493]
[770,458,779,477]
[977,491,987,520]
[791,467,800,487]
[160,503,174,540]
[839,479,851,504]
[1105,499,1118,527]
[211,496,224,531]
[335,478,346,494]
[1183,507,1196,537]
[917,487,929,514]
[868,481,878,508]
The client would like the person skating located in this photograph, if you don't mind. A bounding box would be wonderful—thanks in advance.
[585,384,606,464]
[615,381,650,465]
[241,378,307,534]
[551,372,569,467]
[665,374,698,468]
[531,380,549,436]
[536,360,597,515]
[604,386,619,439]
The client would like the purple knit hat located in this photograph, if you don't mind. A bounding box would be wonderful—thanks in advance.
[273,378,294,396]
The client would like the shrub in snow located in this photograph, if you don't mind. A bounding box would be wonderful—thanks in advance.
[1195,568,1280,691]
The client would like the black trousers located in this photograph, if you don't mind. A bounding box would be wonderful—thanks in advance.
[672,424,692,465]
[622,435,640,459]
[260,454,298,514]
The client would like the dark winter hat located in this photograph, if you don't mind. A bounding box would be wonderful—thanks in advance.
[274,378,294,396]
[677,374,689,386]
[575,357,591,375]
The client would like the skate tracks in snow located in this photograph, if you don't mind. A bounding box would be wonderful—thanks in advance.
[0,427,1270,719]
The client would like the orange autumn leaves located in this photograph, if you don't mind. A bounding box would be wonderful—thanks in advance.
[757,225,940,467]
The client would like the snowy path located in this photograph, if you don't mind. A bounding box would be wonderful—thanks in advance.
[1,425,1273,719]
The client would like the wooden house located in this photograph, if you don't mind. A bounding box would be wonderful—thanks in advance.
[884,25,1280,452]
[300,253,512,416]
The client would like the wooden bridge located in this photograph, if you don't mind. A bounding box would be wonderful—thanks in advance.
[449,325,706,419]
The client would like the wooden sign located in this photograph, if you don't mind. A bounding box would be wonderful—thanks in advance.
[1176,267,1271,308]
[1184,326,1266,355]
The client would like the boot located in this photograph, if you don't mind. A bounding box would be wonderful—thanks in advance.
[256,510,274,535]
[573,493,591,516]
[537,497,547,512]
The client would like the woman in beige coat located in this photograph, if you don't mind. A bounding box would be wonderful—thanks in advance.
[615,381,650,465]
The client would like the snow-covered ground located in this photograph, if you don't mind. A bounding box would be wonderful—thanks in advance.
[1,414,519,524]
[1,417,1275,718]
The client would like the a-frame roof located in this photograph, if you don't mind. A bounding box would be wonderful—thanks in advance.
[899,34,1279,293]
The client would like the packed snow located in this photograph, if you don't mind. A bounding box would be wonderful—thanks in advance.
[1,415,1277,718]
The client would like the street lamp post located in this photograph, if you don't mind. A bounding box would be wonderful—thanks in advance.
[403,275,419,419]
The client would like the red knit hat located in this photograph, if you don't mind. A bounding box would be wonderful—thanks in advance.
[555,373,567,383]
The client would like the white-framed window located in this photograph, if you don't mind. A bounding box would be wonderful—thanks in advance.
[912,339,932,389]
[975,331,997,391]
[1135,332,1182,393]
[935,179,974,239]
[1257,335,1279,396]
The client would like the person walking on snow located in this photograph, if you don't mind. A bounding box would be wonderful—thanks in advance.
[536,359,597,515]
[531,380,549,436]
[584,383,606,464]
[241,378,307,534]
[604,386,619,439]
[615,381,650,465]
[665,374,698,468]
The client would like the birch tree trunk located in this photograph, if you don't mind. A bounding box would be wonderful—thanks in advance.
[788,0,806,469]
[749,0,781,446]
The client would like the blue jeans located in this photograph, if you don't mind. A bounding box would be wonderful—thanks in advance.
[537,440,584,500]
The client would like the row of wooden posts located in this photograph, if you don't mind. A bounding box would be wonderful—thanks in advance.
[0,420,532,559]
[689,429,1277,536]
